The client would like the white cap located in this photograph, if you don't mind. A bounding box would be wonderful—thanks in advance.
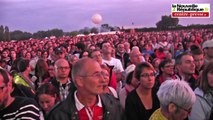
[125,64,136,77]
[202,39,213,49]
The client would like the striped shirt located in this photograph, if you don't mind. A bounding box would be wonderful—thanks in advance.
[0,97,40,120]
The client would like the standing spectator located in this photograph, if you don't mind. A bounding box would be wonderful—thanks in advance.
[0,69,41,119]
[119,64,139,109]
[190,45,204,76]
[189,61,213,120]
[155,59,178,89]
[100,64,118,98]
[49,58,75,101]
[125,62,160,120]
[202,39,213,65]
[129,47,145,66]
[13,58,35,90]
[47,58,124,120]
[175,52,198,90]
[116,42,130,69]
[149,80,196,120]
[35,58,50,88]
[8,49,17,66]
[36,83,60,118]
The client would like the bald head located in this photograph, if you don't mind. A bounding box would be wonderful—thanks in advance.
[55,58,69,67]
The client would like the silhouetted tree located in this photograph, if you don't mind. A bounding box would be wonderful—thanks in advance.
[4,26,10,41]
[0,25,4,41]
[90,27,99,34]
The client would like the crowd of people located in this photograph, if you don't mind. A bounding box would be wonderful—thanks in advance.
[0,28,213,120]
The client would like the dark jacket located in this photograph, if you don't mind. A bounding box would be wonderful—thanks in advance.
[47,92,124,120]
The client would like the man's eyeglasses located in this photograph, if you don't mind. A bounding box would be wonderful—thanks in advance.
[79,71,105,78]
[172,102,192,114]
[140,73,155,78]
[56,66,70,70]
[0,85,6,92]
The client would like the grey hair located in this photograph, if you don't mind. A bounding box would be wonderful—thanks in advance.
[71,58,95,86]
[157,80,196,111]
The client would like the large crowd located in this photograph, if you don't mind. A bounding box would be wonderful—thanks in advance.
[0,28,213,120]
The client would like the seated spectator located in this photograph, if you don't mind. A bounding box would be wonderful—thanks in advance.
[189,61,213,120]
[149,80,196,120]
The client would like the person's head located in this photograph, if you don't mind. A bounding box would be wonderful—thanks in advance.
[36,83,59,114]
[190,46,204,71]
[10,49,17,59]
[0,68,13,110]
[79,51,89,59]
[35,58,49,80]
[202,39,213,59]
[54,47,65,60]
[199,61,213,94]
[152,58,161,72]
[100,64,110,88]
[89,49,102,64]
[54,59,70,80]
[42,50,49,59]
[17,58,31,73]
[157,80,196,120]
[130,48,143,65]
[1,49,9,58]
[71,58,105,96]
[25,52,31,60]
[159,59,175,76]
[125,64,139,88]
[48,63,55,78]
[117,42,125,54]
[124,42,130,52]
[101,41,112,55]
[134,62,155,89]
[175,52,195,76]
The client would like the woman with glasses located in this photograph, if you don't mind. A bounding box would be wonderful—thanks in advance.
[149,80,196,120]
[125,62,160,120]
[189,61,213,120]
[155,59,178,90]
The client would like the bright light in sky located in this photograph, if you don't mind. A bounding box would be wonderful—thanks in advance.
[0,0,212,33]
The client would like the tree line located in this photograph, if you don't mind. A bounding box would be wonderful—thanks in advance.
[1,15,212,41]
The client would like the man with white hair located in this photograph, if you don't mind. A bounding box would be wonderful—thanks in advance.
[129,47,145,66]
[149,80,196,120]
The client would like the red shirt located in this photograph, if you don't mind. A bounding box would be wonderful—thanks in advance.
[78,106,103,120]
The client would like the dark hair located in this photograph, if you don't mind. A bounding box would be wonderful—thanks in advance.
[199,61,213,94]
[0,68,10,85]
[134,62,154,80]
[100,40,109,49]
[175,52,192,65]
[190,45,203,56]
[126,71,134,84]
[88,49,101,58]
[17,58,30,72]
[36,83,60,103]
[158,59,173,75]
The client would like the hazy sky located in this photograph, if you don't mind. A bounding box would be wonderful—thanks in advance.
[0,0,212,33]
